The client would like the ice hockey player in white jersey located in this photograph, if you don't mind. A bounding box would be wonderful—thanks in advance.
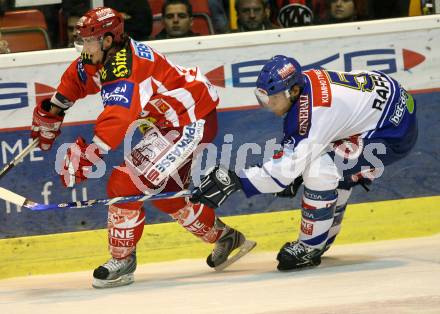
[190,55,418,271]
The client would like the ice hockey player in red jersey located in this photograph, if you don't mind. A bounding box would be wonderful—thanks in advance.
[30,7,255,288]
[191,55,418,271]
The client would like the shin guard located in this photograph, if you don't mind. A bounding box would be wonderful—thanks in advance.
[325,188,352,250]
[170,202,225,243]
[107,205,145,259]
[299,187,337,249]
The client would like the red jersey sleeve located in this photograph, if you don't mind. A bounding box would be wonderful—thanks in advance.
[53,58,100,108]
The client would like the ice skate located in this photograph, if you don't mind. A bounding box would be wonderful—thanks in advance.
[277,241,323,271]
[92,251,137,288]
[207,227,256,271]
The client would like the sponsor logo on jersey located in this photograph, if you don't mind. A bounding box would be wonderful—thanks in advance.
[112,49,130,78]
[99,67,107,81]
[306,69,332,107]
[130,130,171,171]
[76,60,87,83]
[389,89,414,126]
[101,80,134,108]
[132,40,154,61]
[298,94,310,136]
[150,99,171,114]
[146,121,205,184]
[99,48,132,82]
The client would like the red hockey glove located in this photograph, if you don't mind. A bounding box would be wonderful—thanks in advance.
[31,99,65,151]
[60,137,103,188]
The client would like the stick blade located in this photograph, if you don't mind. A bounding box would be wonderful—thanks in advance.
[0,187,27,207]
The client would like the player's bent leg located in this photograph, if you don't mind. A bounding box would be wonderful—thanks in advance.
[153,197,256,270]
[277,154,339,271]
[93,168,145,289]
[206,220,256,271]
[323,187,352,252]
[277,187,337,271]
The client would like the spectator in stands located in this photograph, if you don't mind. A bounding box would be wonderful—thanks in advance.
[235,0,278,32]
[154,0,199,40]
[270,0,327,27]
[62,1,89,47]
[369,0,410,19]
[0,32,10,54]
[104,0,153,41]
[326,0,358,23]
[209,0,230,33]
[0,0,11,16]
[63,0,152,44]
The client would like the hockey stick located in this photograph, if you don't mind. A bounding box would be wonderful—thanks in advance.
[0,139,39,180]
[0,186,192,211]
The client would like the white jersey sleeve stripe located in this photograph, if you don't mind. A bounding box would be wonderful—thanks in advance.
[138,77,153,110]
[162,88,197,123]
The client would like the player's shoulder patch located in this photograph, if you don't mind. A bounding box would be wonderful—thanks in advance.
[131,39,154,61]
[304,69,332,108]
[99,47,133,83]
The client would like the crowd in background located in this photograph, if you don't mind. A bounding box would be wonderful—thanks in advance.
[0,0,437,53]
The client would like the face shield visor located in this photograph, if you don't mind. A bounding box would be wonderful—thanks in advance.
[255,88,291,110]
[73,31,103,54]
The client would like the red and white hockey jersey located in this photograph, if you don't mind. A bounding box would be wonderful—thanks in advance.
[51,38,219,151]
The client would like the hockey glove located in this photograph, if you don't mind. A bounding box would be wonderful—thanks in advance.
[276,176,303,198]
[190,165,242,208]
[31,99,65,151]
[60,137,103,188]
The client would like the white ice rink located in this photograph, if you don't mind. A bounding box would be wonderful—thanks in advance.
[1,235,439,314]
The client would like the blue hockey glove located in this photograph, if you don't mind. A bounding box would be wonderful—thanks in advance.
[275,176,303,198]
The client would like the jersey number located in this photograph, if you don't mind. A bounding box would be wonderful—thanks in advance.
[326,71,375,92]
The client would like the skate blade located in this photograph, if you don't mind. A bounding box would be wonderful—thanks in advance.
[214,240,257,272]
[92,273,134,289]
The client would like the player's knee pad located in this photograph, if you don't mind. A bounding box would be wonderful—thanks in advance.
[299,187,338,248]
[303,153,340,191]
[170,202,225,243]
[108,205,145,259]
[152,197,187,214]
[107,166,143,210]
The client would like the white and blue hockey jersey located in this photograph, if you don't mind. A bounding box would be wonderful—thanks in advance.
[239,69,416,197]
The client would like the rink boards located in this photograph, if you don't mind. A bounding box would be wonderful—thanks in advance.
[0,16,440,238]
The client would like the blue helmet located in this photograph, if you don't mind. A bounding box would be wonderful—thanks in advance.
[256,55,304,96]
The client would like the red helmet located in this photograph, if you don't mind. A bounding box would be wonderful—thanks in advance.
[75,7,124,43]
